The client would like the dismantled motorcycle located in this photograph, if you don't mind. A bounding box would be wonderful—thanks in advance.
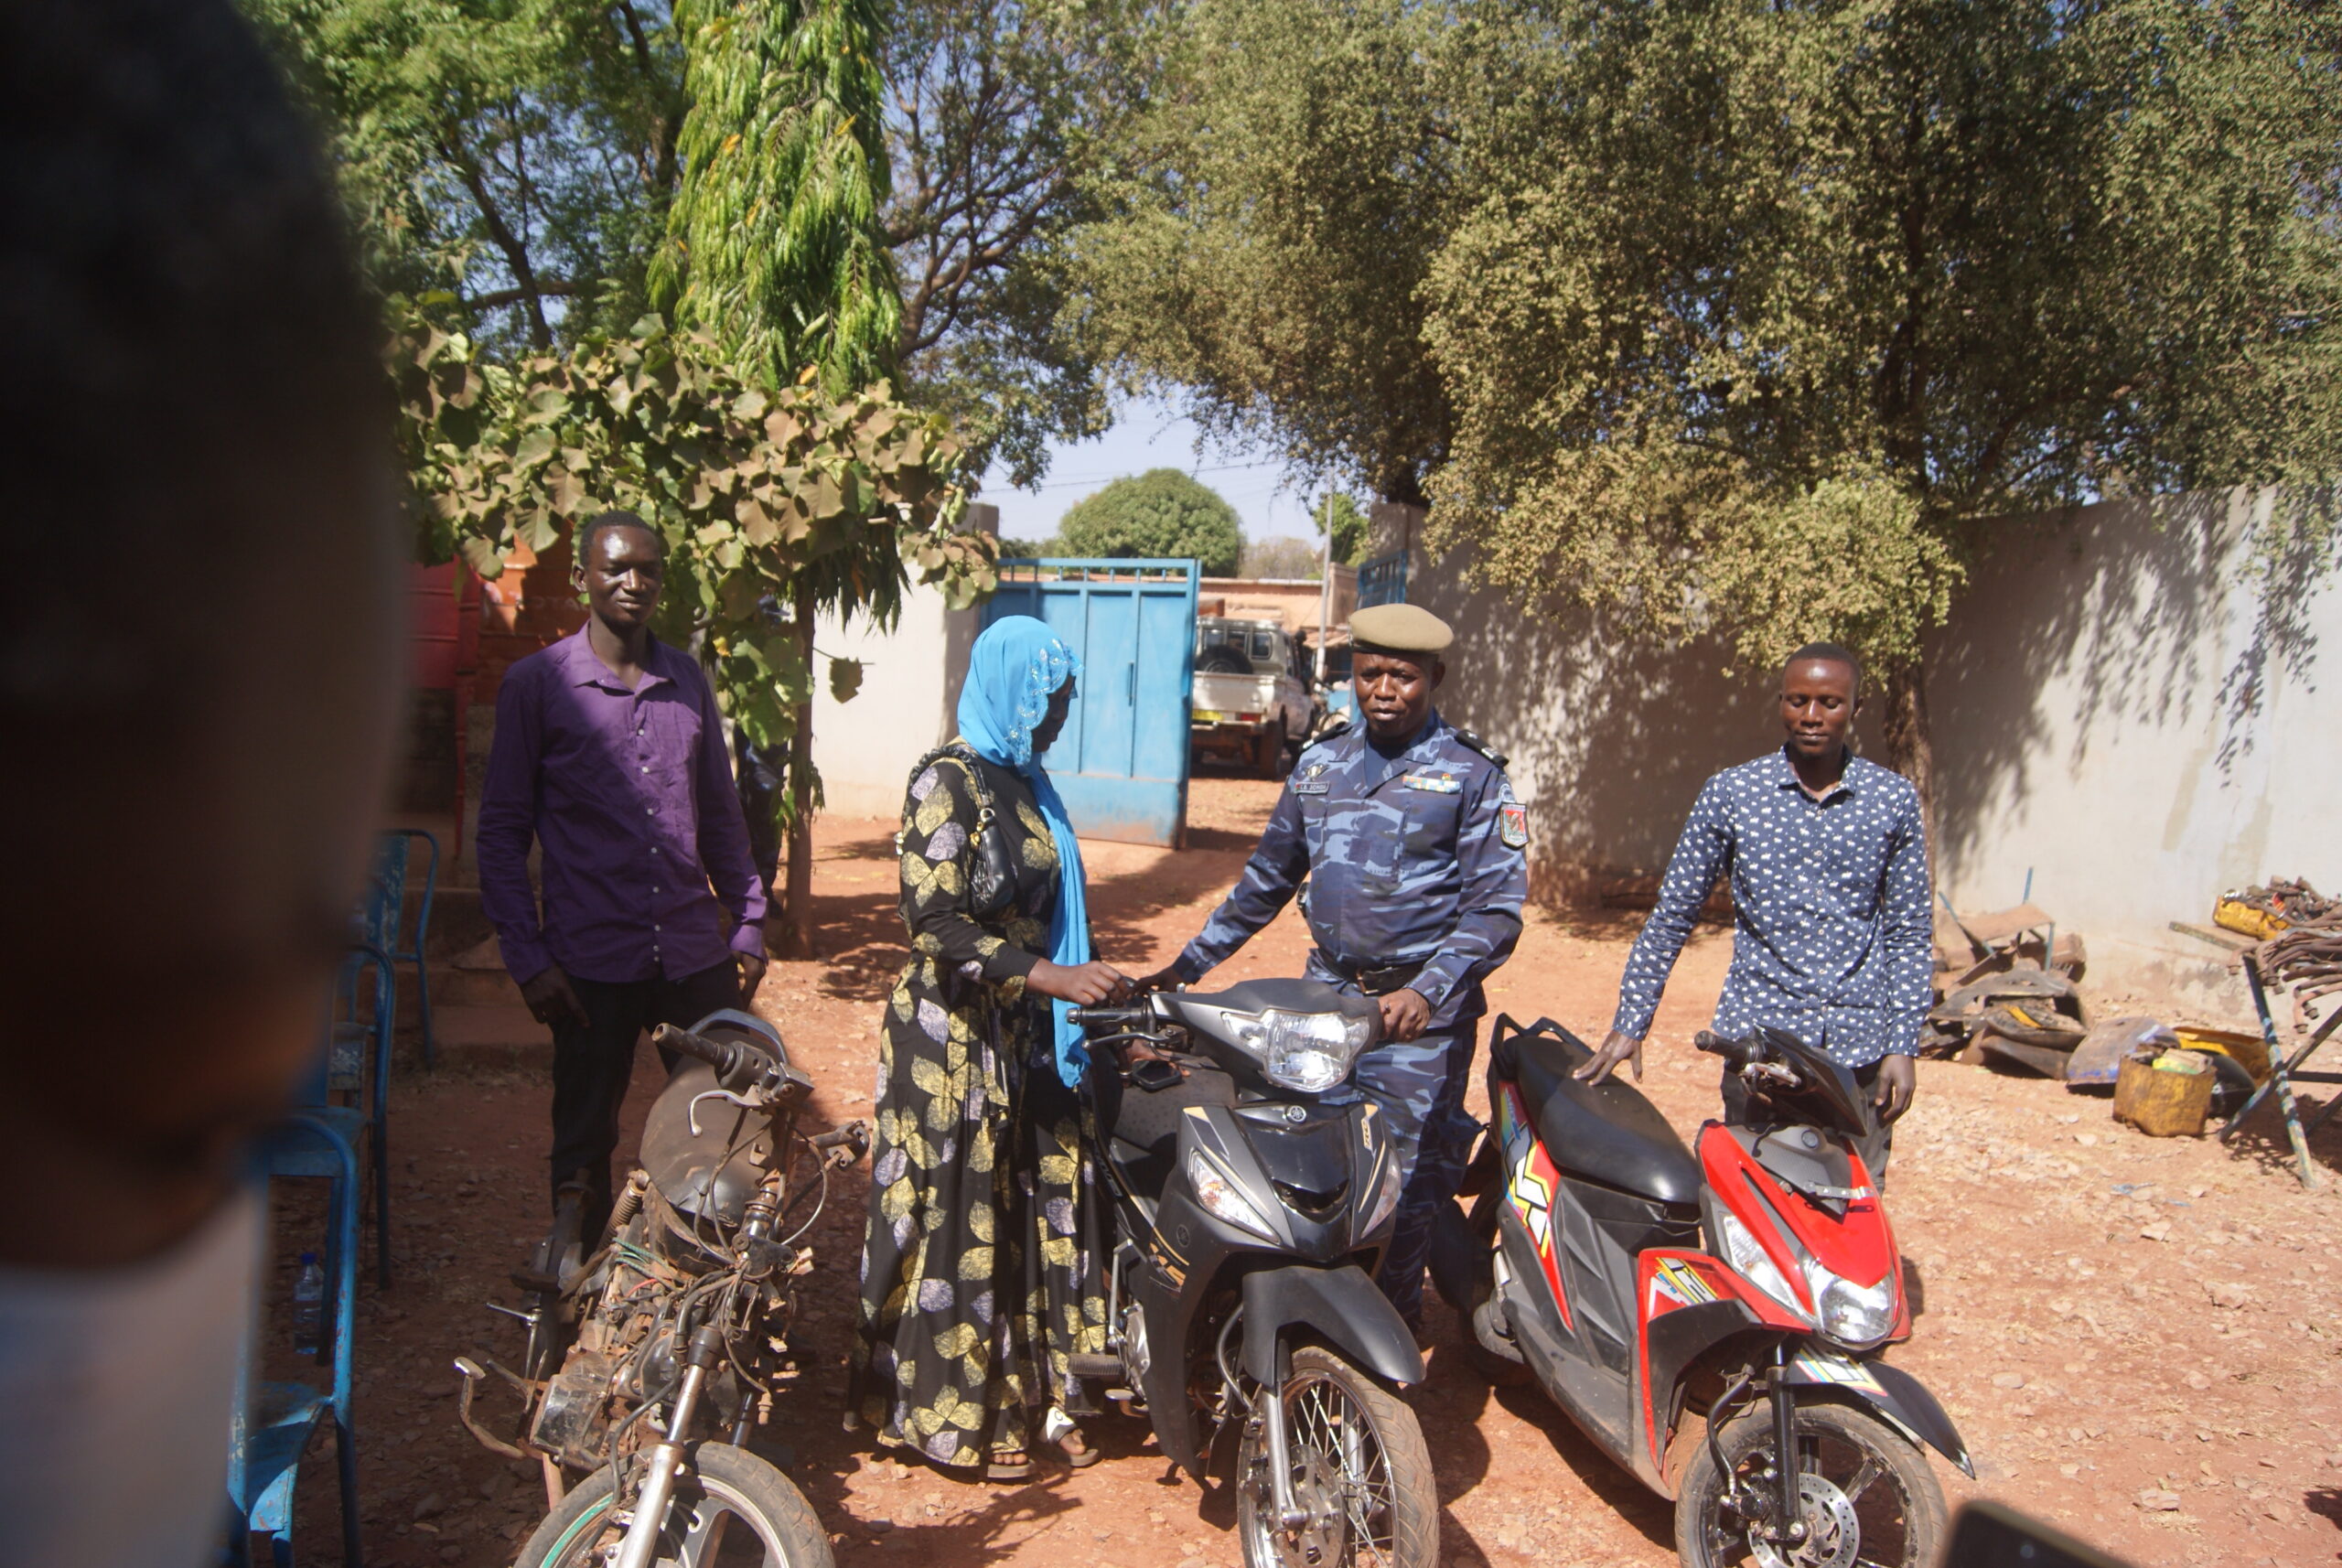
[455,1010,866,1568]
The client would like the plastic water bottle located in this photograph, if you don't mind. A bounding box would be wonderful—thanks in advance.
[292,1252,326,1357]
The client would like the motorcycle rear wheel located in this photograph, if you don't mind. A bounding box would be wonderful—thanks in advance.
[1673,1401,1943,1568]
[1237,1346,1438,1568]
[515,1441,833,1568]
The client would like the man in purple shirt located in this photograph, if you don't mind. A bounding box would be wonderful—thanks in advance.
[478,510,770,1235]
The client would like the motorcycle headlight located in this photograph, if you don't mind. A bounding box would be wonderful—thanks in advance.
[1234,1008,1375,1092]
[1712,1208,1811,1324]
[1807,1264,1898,1350]
[1186,1148,1277,1240]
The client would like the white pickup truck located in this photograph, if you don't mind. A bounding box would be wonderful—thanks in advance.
[1190,616,1315,777]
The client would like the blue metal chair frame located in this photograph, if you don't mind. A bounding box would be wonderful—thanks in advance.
[321,941,395,1289]
[367,829,439,1068]
[227,1113,363,1567]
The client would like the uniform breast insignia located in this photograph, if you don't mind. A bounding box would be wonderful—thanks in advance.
[1292,760,1333,794]
[1401,772,1463,793]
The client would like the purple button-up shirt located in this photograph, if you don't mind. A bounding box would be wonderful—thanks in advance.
[477,627,768,986]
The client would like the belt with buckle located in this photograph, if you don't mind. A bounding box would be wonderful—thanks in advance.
[1319,951,1427,996]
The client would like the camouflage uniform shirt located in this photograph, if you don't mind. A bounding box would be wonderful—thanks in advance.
[1171,710,1528,1028]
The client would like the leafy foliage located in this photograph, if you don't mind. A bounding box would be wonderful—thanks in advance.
[1070,0,2342,800]
[243,0,682,349]
[392,309,994,753]
[653,0,899,393]
[1421,0,2341,687]
[885,0,1155,485]
[1065,0,1457,505]
[1314,493,1370,567]
[1057,469,1244,574]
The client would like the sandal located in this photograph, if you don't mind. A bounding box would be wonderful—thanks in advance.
[1056,1428,1102,1468]
[984,1448,1035,1481]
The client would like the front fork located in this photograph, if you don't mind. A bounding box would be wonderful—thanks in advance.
[612,1324,725,1568]
[1708,1348,1810,1553]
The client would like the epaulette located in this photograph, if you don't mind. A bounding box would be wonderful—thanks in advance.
[1301,712,1352,751]
[1452,727,1508,769]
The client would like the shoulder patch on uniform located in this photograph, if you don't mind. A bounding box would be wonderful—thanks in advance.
[1452,727,1509,769]
[1498,800,1529,849]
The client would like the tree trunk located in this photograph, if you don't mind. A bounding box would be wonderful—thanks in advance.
[781,577,818,959]
[1879,660,1938,877]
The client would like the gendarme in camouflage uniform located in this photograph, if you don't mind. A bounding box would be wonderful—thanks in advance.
[1166,606,1528,1325]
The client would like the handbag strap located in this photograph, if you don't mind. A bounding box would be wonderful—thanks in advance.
[905,740,998,824]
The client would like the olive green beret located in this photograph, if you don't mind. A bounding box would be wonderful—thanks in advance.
[1349,602,1454,656]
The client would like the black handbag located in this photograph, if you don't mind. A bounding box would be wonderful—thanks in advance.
[905,742,1018,918]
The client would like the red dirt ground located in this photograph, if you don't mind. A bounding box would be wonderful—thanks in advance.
[286,775,2342,1567]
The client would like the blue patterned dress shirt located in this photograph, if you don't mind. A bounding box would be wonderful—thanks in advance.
[1610,747,1934,1066]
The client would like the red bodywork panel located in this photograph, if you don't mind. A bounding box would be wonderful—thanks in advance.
[1697,1123,1901,1300]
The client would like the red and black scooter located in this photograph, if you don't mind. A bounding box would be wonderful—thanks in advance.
[1432,1018,1971,1568]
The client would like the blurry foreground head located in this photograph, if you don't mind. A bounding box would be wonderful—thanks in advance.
[0,0,400,1267]
[0,3,398,1559]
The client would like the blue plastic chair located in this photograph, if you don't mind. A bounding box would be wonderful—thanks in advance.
[320,942,395,1289]
[365,829,439,1068]
[227,1112,364,1568]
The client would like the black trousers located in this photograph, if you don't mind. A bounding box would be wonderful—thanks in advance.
[550,959,743,1237]
[1720,1057,1895,1181]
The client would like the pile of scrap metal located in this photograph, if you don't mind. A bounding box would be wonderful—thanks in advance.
[2215,876,2340,942]
[1921,899,2091,1071]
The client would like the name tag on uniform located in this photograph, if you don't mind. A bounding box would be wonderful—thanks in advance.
[1291,761,1333,794]
[1402,772,1462,793]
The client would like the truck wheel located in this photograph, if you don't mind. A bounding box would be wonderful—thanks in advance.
[1252,730,1284,779]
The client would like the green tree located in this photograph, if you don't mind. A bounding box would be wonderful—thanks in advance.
[1420,0,2341,826]
[1240,536,1323,580]
[1071,0,2342,831]
[243,0,683,349]
[1066,0,1459,504]
[653,0,898,395]
[1058,469,1244,574]
[1314,493,1370,567]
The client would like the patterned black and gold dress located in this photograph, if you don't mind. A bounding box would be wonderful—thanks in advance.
[849,745,1109,1470]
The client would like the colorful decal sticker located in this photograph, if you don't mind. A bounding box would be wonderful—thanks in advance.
[1790,1348,1885,1395]
[1499,1081,1572,1328]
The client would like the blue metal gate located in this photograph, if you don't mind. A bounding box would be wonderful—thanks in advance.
[984,559,1198,846]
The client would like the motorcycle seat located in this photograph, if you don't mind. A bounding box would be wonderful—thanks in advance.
[1495,1022,1702,1208]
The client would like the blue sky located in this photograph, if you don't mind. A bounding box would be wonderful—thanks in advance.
[974,393,1324,542]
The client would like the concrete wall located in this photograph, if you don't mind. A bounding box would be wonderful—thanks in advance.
[1397,489,2340,1005]
[809,579,979,819]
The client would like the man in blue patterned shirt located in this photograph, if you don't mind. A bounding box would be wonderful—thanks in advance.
[1147,603,1529,1326]
[1577,644,1932,1172]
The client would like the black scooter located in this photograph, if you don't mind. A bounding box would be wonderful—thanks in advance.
[1069,979,1440,1568]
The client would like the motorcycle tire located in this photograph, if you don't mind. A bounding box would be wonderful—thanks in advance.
[1236,1346,1438,1568]
[1673,1400,1944,1568]
[514,1441,833,1568]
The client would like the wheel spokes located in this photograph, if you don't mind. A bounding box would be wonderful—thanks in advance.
[1840,1455,1884,1505]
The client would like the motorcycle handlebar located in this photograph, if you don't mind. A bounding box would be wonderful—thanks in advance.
[652,1023,772,1085]
[1067,1005,1151,1027]
[1694,1030,1771,1069]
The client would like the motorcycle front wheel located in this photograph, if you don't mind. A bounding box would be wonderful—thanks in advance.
[515,1441,833,1568]
[1673,1401,1944,1568]
[1236,1346,1438,1568]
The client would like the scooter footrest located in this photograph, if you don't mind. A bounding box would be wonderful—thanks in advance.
[1068,1353,1123,1380]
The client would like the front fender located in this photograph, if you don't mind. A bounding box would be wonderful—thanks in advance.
[1789,1351,1973,1477]
[1241,1264,1425,1391]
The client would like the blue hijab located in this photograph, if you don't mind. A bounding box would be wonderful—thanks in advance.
[956,616,1091,1086]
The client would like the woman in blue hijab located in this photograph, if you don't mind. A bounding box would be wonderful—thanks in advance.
[849,617,1132,1479]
